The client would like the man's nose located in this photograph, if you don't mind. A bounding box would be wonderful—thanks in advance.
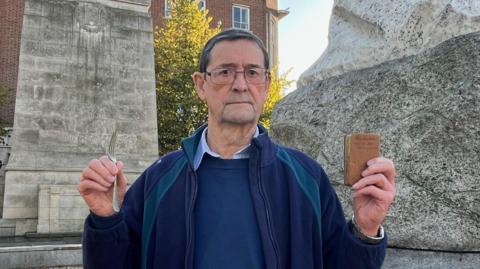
[232,71,248,91]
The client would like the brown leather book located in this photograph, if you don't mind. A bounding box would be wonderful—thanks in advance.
[344,133,380,186]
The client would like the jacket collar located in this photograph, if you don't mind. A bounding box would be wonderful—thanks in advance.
[181,124,276,168]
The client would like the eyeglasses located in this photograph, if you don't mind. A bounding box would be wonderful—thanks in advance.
[205,67,270,85]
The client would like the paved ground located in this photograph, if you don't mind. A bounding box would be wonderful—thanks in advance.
[0,236,82,269]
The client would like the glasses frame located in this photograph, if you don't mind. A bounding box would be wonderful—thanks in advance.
[204,66,271,85]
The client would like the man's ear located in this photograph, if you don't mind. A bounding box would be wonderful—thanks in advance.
[192,72,207,101]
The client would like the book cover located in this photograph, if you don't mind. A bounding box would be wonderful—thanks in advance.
[344,133,380,186]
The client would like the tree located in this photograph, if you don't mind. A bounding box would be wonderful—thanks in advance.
[259,67,292,129]
[154,0,220,155]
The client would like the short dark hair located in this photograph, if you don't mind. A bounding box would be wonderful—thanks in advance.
[199,29,270,72]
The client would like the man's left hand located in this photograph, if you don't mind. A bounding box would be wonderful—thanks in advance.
[352,157,396,237]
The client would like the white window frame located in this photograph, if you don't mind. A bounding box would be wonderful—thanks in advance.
[232,5,250,31]
[164,0,171,18]
[165,0,206,17]
[198,0,206,10]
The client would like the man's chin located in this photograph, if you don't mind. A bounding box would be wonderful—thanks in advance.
[221,117,257,125]
[221,112,257,125]
[220,106,258,124]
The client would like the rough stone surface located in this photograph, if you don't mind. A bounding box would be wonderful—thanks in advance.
[3,0,157,235]
[37,185,90,234]
[299,0,480,88]
[0,219,16,238]
[5,246,476,269]
[383,248,480,269]
[0,244,81,268]
[0,146,10,217]
[271,32,480,252]
[8,0,157,172]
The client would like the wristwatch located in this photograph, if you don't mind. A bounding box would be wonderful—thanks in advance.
[350,214,384,244]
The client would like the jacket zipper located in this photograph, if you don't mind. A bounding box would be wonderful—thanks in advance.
[255,149,280,269]
[185,167,198,269]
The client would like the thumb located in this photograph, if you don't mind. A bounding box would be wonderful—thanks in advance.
[115,161,128,204]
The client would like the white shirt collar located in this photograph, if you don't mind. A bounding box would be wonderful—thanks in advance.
[192,126,259,171]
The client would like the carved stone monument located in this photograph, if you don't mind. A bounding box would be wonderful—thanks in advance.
[299,0,480,87]
[2,0,157,237]
[272,0,480,268]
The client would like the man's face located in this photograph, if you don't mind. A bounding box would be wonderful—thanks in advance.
[193,39,270,127]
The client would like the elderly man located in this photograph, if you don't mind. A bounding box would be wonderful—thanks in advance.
[78,29,396,269]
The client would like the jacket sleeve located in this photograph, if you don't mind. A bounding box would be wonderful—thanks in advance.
[82,171,147,269]
[318,168,387,269]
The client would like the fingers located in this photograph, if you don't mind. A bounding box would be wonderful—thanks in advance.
[78,157,127,216]
[99,155,119,175]
[116,161,128,189]
[116,160,124,171]
[84,158,116,183]
[352,173,393,191]
[361,157,396,184]
[82,166,112,188]
[79,156,124,191]
[353,158,396,233]
[77,179,109,194]
[353,171,396,204]
[114,161,128,206]
[353,184,395,203]
[353,164,396,200]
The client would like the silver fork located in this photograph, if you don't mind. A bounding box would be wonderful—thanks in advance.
[106,129,120,212]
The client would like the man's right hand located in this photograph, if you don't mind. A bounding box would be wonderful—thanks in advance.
[77,156,128,217]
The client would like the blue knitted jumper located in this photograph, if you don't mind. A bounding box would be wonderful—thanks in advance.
[194,154,265,269]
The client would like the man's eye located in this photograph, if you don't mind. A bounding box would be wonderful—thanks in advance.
[216,69,231,76]
[247,69,260,76]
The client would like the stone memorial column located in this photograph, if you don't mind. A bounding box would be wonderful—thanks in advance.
[2,0,158,236]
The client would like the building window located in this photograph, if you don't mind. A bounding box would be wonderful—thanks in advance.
[232,5,250,30]
[198,0,206,10]
[164,0,171,17]
[166,0,206,17]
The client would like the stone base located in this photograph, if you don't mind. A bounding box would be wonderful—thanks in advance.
[384,248,480,269]
[2,170,140,236]
[0,242,81,269]
[38,185,89,234]
[1,243,478,268]
[3,171,85,220]
[2,170,91,236]
[0,219,15,237]
[0,235,82,268]
[0,218,37,237]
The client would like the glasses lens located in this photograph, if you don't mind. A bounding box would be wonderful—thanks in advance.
[208,67,267,85]
[211,68,233,84]
[245,68,265,84]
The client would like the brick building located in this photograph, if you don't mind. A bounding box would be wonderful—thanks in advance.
[0,0,287,127]
[150,0,288,67]
[0,0,24,127]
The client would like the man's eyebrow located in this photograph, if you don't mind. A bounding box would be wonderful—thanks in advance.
[245,64,263,68]
[216,63,237,68]
[215,63,264,68]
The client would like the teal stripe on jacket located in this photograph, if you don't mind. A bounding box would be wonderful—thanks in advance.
[141,157,188,269]
[276,148,322,238]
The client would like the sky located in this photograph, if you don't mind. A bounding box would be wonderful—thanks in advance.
[278,0,334,93]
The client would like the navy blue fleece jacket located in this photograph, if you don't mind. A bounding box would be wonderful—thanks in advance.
[82,125,387,269]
